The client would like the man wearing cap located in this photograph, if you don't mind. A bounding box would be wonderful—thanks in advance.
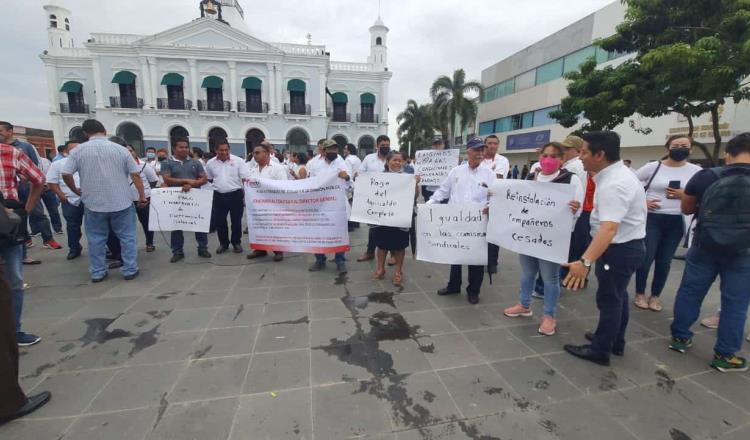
[308,139,352,274]
[482,135,510,276]
[428,137,495,304]
[355,135,390,262]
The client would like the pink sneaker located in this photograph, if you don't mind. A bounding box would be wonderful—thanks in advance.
[538,315,556,336]
[504,304,532,318]
[700,314,719,329]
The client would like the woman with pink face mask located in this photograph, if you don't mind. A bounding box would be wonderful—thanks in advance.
[504,142,584,336]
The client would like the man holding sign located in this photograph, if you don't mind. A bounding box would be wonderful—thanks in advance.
[246,142,288,262]
[428,137,495,304]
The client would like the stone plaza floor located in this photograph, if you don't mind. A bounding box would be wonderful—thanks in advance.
[1,227,749,440]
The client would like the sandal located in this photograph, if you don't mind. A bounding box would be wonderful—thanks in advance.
[373,270,385,280]
[393,271,403,286]
[633,294,649,310]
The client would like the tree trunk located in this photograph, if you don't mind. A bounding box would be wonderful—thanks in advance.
[685,113,713,166]
[710,103,723,163]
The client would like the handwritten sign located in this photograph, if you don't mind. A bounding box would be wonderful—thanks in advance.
[416,203,488,265]
[415,149,460,186]
[487,180,575,263]
[245,173,350,253]
[349,173,416,228]
[149,188,214,233]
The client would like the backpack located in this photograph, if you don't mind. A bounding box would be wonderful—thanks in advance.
[0,201,22,249]
[695,167,750,254]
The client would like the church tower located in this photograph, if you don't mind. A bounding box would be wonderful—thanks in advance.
[43,0,74,54]
[368,16,389,71]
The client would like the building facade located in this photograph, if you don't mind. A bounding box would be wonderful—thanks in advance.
[12,126,55,159]
[40,0,392,158]
[477,1,750,168]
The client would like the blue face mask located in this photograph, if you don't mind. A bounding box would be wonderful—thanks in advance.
[146,152,156,160]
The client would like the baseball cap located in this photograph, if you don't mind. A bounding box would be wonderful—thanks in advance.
[466,137,486,150]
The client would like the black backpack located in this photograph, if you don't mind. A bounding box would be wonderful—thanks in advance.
[696,166,750,254]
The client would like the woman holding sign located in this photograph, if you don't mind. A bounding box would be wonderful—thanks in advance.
[372,151,420,285]
[504,142,583,336]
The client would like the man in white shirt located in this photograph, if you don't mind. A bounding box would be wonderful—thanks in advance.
[305,138,328,178]
[343,143,362,177]
[482,135,510,276]
[429,137,496,305]
[46,140,83,260]
[205,139,251,255]
[355,135,390,262]
[246,142,289,262]
[562,131,646,366]
[308,139,352,274]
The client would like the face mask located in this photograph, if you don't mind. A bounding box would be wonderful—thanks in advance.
[378,146,390,156]
[668,148,690,161]
[158,156,167,162]
[146,152,156,160]
[539,157,561,174]
[325,152,338,162]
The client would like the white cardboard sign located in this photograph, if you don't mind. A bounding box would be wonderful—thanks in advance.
[416,203,488,265]
[350,172,416,228]
[414,149,460,186]
[148,188,214,233]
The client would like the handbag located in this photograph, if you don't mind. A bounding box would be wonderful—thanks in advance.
[0,200,22,249]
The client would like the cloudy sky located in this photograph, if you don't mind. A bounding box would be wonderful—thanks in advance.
[5,0,613,138]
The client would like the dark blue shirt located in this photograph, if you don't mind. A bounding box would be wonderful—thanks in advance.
[11,139,39,166]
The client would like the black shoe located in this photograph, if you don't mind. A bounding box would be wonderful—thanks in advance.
[198,250,212,258]
[92,272,109,283]
[487,265,497,275]
[564,344,610,366]
[66,251,81,260]
[170,253,185,263]
[246,250,268,260]
[0,391,51,425]
[124,270,139,281]
[232,244,243,253]
[467,295,479,305]
[216,245,229,254]
[108,260,123,270]
[585,332,624,356]
[437,288,460,296]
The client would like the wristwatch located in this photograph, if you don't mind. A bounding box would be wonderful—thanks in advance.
[579,258,592,269]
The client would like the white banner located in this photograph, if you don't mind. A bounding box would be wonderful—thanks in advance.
[244,173,350,254]
[148,188,214,233]
[415,149,460,186]
[350,173,416,228]
[416,203,488,265]
[488,180,575,264]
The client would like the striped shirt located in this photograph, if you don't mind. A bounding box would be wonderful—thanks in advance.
[62,136,140,212]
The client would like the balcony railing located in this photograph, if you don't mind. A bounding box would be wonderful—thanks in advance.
[197,100,231,112]
[331,113,351,123]
[356,113,380,123]
[156,98,192,110]
[283,103,311,115]
[109,96,142,109]
[59,103,89,114]
[237,101,269,114]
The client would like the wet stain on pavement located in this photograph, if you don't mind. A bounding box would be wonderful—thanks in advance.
[264,316,309,326]
[79,316,132,346]
[484,387,505,396]
[598,370,618,391]
[538,419,559,435]
[533,380,550,390]
[156,291,181,300]
[456,420,502,440]
[26,362,56,379]
[146,310,172,320]
[193,345,213,359]
[153,392,169,430]
[669,427,692,440]
[128,325,160,358]
[656,369,675,393]
[232,304,244,321]
[58,343,76,353]
[423,390,436,402]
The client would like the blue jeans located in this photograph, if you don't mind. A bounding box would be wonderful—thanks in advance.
[635,213,684,297]
[61,202,84,253]
[41,189,62,232]
[171,231,208,255]
[85,206,138,278]
[315,252,346,264]
[19,183,52,242]
[519,254,561,317]
[0,245,24,332]
[671,245,750,357]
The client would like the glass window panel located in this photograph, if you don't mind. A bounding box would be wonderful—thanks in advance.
[532,105,560,127]
[522,112,534,128]
[563,46,597,74]
[515,70,536,92]
[496,117,512,133]
[479,121,495,135]
[535,58,564,85]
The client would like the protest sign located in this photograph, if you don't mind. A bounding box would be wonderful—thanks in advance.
[244,173,350,253]
[149,188,214,233]
[416,203,488,265]
[350,173,416,228]
[487,180,575,263]
[414,149,459,186]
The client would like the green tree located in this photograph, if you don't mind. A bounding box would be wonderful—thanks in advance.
[430,69,482,146]
[552,0,750,164]
[396,99,434,153]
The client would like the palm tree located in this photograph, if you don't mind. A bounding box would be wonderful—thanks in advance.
[397,99,434,152]
[430,69,482,146]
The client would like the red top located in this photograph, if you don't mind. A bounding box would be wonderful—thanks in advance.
[583,174,596,213]
[0,143,45,202]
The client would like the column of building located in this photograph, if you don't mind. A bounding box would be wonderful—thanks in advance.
[228,60,238,112]
[148,57,158,109]
[139,57,153,109]
[266,63,276,114]
[188,58,199,111]
[318,68,327,117]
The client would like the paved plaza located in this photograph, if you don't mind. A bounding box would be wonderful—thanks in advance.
[1,227,749,440]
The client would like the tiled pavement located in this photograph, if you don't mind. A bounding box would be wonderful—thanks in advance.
[2,228,750,440]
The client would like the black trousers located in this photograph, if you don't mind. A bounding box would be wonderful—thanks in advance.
[448,265,484,296]
[561,211,592,278]
[135,200,154,246]
[213,190,244,247]
[488,243,500,269]
[591,239,646,356]
[0,265,26,418]
[366,227,376,255]
[107,227,121,260]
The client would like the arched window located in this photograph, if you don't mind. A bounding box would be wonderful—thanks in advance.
[376,36,382,46]
[201,76,225,111]
[331,92,348,122]
[286,128,310,153]
[207,127,228,153]
[49,15,57,28]
[59,81,85,113]
[116,122,144,156]
[111,71,138,108]
[160,73,185,110]
[286,79,306,115]
[359,93,376,123]
[245,128,265,156]
[358,135,375,156]
[169,126,189,147]
[64,18,70,31]
[241,77,263,113]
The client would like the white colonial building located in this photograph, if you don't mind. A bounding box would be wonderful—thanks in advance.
[40,0,392,157]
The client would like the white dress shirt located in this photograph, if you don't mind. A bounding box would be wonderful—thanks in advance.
[427,162,495,205]
[130,160,159,201]
[591,161,647,243]
[306,154,324,176]
[46,158,81,206]
[308,156,352,189]
[248,161,289,180]
[358,153,386,176]
[562,156,588,195]
[345,154,363,177]
[481,153,510,179]
[206,154,251,193]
